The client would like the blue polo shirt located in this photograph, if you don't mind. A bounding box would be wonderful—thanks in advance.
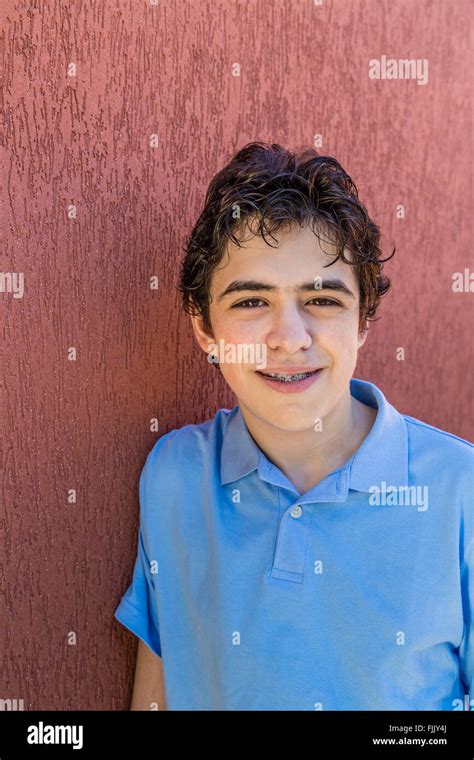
[114,377,473,711]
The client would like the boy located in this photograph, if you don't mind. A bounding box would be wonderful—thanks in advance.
[114,142,473,711]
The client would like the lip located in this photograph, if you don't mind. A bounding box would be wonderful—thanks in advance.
[257,367,322,373]
[256,367,325,394]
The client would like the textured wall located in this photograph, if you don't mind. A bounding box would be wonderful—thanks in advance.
[2,0,472,709]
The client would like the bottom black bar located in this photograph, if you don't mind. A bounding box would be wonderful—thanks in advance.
[0,710,472,756]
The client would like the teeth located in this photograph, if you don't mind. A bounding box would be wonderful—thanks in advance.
[262,371,314,382]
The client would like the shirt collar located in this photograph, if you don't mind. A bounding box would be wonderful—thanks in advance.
[219,377,408,497]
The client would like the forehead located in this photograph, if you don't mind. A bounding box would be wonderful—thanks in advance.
[210,222,358,293]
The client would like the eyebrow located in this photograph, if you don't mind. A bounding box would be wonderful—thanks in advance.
[216,278,356,302]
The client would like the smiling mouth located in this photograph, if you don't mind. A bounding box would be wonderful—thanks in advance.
[256,369,319,383]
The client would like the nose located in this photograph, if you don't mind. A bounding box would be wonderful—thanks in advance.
[265,302,313,353]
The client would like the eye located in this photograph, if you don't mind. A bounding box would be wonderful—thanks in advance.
[307,298,341,307]
[231,298,266,308]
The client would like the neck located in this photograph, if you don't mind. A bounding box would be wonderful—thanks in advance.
[238,389,377,496]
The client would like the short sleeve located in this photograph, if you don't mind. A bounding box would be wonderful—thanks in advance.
[459,542,473,706]
[114,456,161,658]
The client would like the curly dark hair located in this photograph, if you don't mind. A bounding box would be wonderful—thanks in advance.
[178,141,394,337]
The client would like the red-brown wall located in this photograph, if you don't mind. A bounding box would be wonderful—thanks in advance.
[2,0,472,709]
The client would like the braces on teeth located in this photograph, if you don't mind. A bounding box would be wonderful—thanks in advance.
[262,371,314,382]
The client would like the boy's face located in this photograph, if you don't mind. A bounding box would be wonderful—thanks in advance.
[191,222,369,432]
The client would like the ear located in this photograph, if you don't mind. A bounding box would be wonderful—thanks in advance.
[190,313,216,356]
[357,320,370,348]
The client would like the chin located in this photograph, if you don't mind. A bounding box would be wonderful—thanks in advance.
[249,401,319,432]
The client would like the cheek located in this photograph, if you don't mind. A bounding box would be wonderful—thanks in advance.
[215,315,261,344]
[323,311,361,342]
[210,317,262,381]
[317,319,362,371]
[329,329,360,351]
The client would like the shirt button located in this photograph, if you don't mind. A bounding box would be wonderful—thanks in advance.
[290,505,303,518]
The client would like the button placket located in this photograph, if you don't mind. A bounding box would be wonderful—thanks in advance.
[270,503,310,582]
[268,470,350,583]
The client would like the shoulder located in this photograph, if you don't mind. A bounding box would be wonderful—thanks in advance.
[142,406,236,476]
[402,413,473,464]
[401,414,473,563]
[401,413,473,514]
[138,408,236,528]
